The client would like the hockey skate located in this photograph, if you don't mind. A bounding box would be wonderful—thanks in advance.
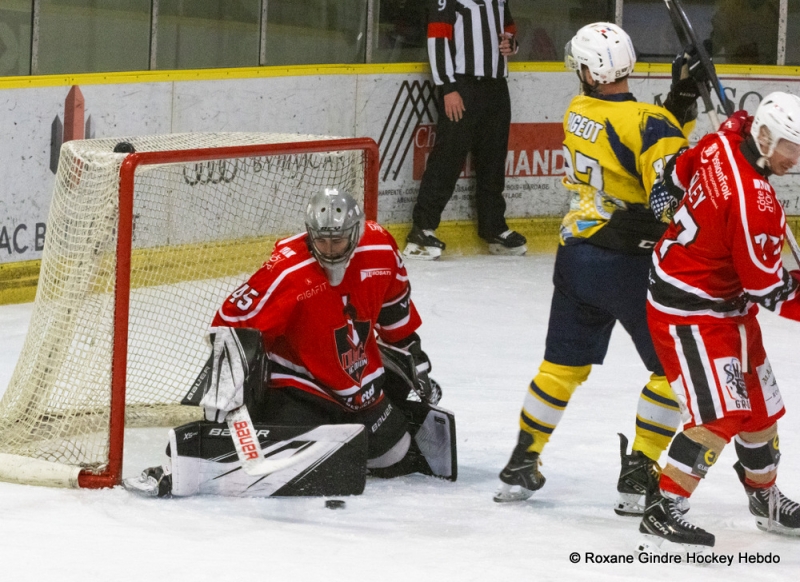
[403,225,445,260]
[615,433,689,516]
[734,461,800,536]
[615,433,658,516]
[123,466,172,498]
[485,230,527,256]
[638,490,714,554]
[493,431,545,502]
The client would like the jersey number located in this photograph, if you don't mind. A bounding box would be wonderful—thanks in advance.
[563,145,604,191]
[659,205,699,259]
[229,284,260,311]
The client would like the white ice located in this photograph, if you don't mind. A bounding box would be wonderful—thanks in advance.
[1,254,798,581]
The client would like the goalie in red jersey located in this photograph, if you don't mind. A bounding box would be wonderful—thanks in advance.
[125,189,456,499]
[640,92,800,551]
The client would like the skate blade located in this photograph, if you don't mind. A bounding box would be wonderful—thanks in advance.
[493,483,534,503]
[488,243,527,256]
[614,493,645,517]
[636,534,713,556]
[122,476,160,498]
[403,243,441,261]
[755,517,800,536]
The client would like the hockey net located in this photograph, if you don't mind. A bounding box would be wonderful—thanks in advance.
[0,133,378,488]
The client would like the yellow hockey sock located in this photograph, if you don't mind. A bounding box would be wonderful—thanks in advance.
[632,374,681,461]
[519,361,591,454]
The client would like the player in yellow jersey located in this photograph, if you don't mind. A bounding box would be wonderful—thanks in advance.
[494,22,700,514]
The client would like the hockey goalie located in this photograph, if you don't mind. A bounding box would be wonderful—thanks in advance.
[125,188,457,498]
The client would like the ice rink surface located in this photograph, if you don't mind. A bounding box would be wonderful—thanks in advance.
[1,253,799,581]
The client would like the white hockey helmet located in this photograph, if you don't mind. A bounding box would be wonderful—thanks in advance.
[565,22,636,84]
[305,188,365,286]
[750,91,800,159]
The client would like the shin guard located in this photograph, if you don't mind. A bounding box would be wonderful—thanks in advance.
[661,427,727,497]
[735,424,780,487]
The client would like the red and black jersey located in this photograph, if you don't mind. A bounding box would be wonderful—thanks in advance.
[211,221,421,412]
[649,130,800,324]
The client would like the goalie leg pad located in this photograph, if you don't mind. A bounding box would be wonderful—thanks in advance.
[167,421,367,497]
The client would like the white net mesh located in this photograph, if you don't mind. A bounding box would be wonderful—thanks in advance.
[0,133,368,477]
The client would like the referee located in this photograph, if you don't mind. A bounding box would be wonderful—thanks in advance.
[403,0,526,260]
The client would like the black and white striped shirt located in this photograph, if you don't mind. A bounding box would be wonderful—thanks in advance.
[427,0,516,92]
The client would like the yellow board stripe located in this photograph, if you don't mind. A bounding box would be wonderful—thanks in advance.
[4,62,800,90]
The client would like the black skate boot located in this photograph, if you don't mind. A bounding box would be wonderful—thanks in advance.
[615,433,689,517]
[615,433,659,516]
[493,431,545,502]
[485,230,527,256]
[123,466,172,498]
[734,461,800,536]
[403,225,446,260]
[638,490,714,553]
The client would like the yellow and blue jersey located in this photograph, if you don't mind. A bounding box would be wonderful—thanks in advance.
[559,93,691,245]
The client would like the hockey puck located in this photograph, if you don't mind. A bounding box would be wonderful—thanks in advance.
[325,499,346,510]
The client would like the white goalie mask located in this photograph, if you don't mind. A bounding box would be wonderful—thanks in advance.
[305,188,365,286]
[750,91,800,162]
[565,22,636,85]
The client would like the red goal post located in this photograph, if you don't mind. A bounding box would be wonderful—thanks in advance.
[0,134,379,489]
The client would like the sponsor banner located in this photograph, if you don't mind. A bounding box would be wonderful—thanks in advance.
[2,71,800,263]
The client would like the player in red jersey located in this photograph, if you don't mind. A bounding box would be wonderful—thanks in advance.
[125,189,456,498]
[640,93,800,550]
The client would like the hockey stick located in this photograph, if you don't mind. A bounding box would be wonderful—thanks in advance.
[182,341,325,478]
[663,0,800,266]
[663,0,734,128]
[226,406,331,477]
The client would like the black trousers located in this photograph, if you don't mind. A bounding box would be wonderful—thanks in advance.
[412,76,511,240]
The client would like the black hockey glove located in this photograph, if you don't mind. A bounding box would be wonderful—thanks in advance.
[663,48,702,125]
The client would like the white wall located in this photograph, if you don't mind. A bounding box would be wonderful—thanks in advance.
[1,70,800,263]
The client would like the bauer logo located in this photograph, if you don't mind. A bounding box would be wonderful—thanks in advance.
[208,428,271,438]
[412,123,566,180]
